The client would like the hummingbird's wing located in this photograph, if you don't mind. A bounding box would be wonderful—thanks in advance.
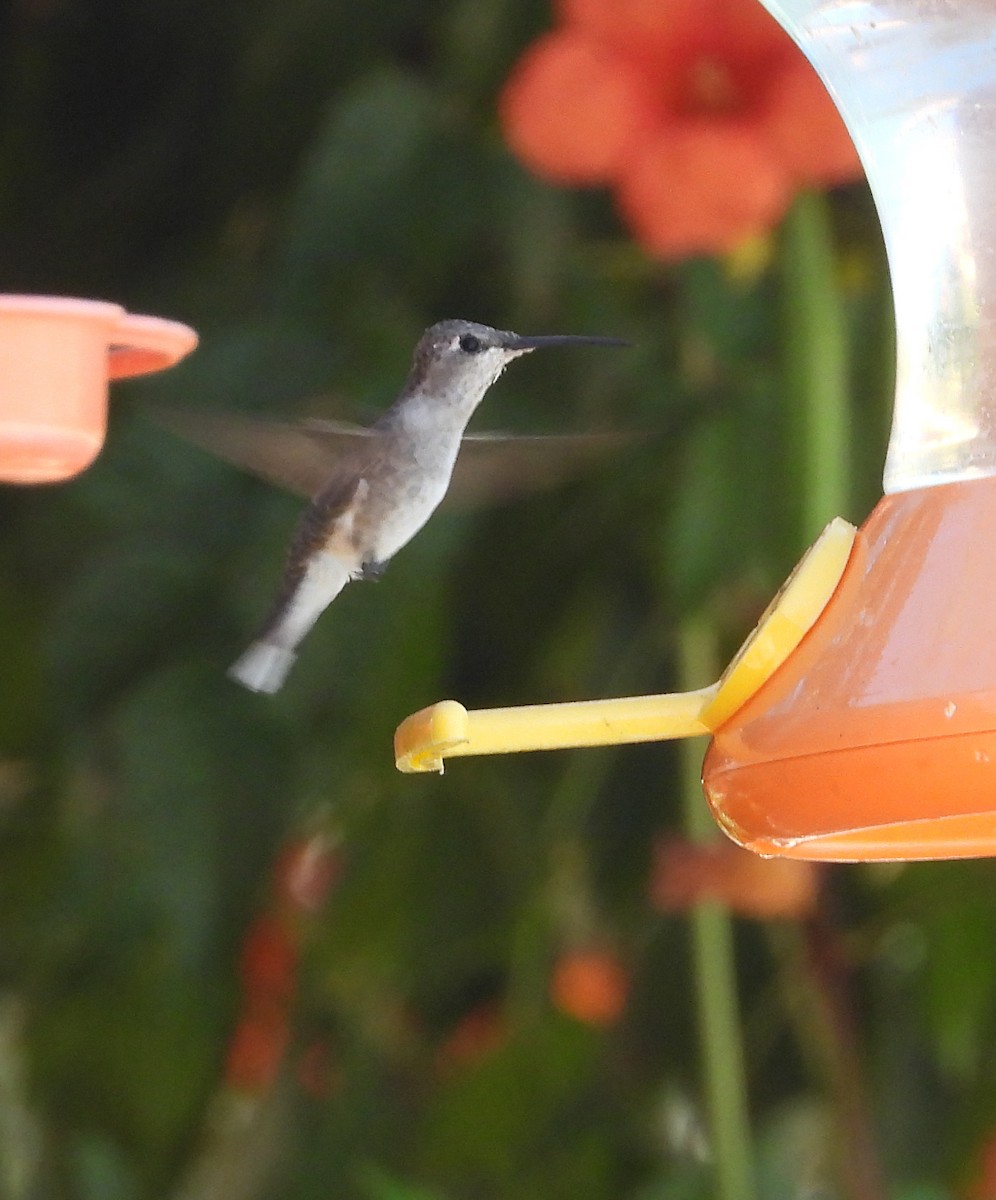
[148,408,627,506]
[449,431,631,507]
[149,407,371,498]
[303,419,630,506]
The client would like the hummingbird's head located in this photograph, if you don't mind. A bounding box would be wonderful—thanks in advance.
[409,320,528,404]
[408,319,628,411]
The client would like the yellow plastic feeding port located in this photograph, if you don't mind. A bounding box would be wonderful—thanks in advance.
[394,517,856,774]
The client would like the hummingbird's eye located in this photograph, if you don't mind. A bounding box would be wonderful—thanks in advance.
[458,334,483,354]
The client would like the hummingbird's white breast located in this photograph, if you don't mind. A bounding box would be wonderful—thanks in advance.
[350,359,510,565]
[346,412,464,568]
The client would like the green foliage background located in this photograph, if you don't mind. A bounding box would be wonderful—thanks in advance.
[0,2,988,1199]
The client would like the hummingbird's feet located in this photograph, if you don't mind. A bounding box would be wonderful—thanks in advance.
[357,560,388,582]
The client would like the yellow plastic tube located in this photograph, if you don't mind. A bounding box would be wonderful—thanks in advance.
[395,517,856,773]
[395,688,718,774]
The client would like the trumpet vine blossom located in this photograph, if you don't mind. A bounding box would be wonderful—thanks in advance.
[500,0,862,259]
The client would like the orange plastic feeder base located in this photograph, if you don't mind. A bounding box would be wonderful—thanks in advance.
[703,477,996,861]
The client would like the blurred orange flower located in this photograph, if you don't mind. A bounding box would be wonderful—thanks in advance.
[296,1037,342,1100]
[550,948,629,1025]
[651,837,819,919]
[965,1132,996,1200]
[272,833,341,916]
[225,1007,290,1094]
[239,912,299,1007]
[499,0,861,259]
[438,1002,508,1070]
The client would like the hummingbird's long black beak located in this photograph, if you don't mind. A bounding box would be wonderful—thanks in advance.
[500,333,631,352]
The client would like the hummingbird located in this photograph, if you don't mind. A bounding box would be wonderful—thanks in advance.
[157,319,628,693]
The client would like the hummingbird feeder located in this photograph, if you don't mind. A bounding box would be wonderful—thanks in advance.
[395,0,996,863]
[0,295,198,484]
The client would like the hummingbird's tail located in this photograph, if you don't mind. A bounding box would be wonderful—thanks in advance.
[228,641,299,694]
[228,550,353,693]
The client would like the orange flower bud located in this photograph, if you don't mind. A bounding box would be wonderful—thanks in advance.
[239,914,299,1007]
[550,949,628,1025]
[225,1008,290,1094]
[438,1003,507,1070]
[964,1132,996,1200]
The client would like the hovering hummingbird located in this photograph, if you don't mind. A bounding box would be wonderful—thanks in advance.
[157,319,628,693]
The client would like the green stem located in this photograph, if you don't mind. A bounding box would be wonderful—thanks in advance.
[801,915,888,1200]
[506,639,642,1026]
[678,615,755,1200]
[781,189,882,1200]
[781,190,851,538]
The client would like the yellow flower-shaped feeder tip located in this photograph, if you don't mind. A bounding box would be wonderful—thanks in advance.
[394,517,857,774]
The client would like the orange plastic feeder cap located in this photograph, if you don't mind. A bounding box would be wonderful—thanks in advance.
[0,295,198,484]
